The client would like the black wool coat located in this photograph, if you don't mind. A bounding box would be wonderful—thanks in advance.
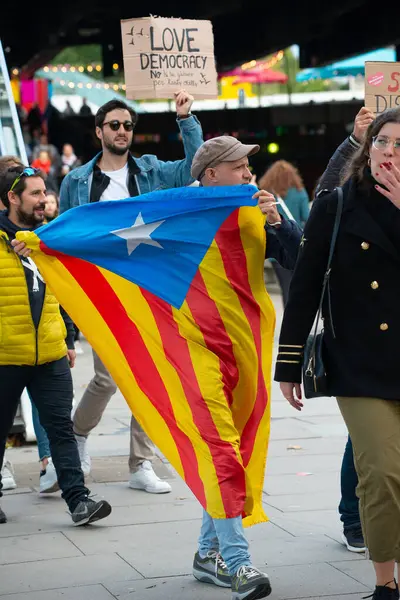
[275,176,400,400]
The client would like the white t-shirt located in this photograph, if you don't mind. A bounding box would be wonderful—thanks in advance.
[99,164,129,201]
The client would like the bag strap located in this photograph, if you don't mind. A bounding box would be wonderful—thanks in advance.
[326,187,343,273]
[276,195,295,221]
[305,188,343,374]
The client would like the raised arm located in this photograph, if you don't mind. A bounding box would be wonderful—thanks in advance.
[315,107,374,196]
[156,90,204,188]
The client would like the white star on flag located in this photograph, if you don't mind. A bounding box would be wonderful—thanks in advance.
[111,212,165,255]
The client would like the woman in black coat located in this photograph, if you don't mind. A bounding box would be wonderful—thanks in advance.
[274,107,400,600]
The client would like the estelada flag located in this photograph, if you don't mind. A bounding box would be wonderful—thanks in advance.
[18,184,275,526]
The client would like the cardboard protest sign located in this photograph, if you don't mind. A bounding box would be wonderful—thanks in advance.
[121,17,218,100]
[365,62,400,115]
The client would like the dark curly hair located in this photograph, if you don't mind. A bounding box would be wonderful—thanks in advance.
[95,99,138,129]
[343,107,400,183]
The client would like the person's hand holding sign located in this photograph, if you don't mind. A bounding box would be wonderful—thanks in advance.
[353,107,374,142]
[175,89,194,118]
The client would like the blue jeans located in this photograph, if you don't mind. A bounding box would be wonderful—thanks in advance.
[198,510,251,576]
[31,400,51,462]
[338,436,361,531]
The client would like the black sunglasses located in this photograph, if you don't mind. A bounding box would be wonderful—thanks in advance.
[102,120,135,132]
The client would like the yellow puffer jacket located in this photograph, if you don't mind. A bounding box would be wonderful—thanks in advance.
[0,231,67,366]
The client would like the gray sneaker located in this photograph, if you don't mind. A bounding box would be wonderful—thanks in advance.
[0,506,6,524]
[193,550,231,588]
[71,498,111,526]
[231,565,271,600]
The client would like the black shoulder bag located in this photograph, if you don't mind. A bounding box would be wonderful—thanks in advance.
[302,187,343,399]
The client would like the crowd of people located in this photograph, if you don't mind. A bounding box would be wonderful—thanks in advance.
[16,98,90,194]
[1,88,399,600]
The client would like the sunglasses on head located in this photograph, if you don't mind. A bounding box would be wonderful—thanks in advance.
[10,167,41,192]
[102,120,135,132]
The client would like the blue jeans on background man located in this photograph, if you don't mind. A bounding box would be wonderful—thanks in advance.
[31,400,51,462]
[198,510,251,576]
[339,436,361,531]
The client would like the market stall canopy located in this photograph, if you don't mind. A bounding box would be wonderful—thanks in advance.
[296,47,396,82]
[231,68,288,85]
[36,68,141,111]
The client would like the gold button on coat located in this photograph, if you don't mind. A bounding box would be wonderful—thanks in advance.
[371,281,379,290]
[380,323,389,331]
[361,242,370,250]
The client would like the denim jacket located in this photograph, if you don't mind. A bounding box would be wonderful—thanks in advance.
[59,115,203,213]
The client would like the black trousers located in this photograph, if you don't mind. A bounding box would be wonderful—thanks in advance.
[0,356,89,512]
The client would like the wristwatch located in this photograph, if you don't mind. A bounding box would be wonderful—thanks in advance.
[177,112,192,120]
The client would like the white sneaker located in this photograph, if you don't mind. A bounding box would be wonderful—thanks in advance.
[75,434,91,476]
[74,341,84,355]
[1,461,17,490]
[129,460,172,494]
[39,458,59,493]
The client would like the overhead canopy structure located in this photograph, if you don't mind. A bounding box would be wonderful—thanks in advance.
[36,69,142,111]
[219,65,288,84]
[0,1,399,78]
[296,47,397,82]
[231,70,288,85]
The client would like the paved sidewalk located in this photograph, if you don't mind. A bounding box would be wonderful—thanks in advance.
[0,294,372,599]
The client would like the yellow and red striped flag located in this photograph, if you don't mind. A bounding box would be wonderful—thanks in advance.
[18,185,275,526]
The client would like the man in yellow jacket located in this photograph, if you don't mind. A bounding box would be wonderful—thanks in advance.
[0,165,112,526]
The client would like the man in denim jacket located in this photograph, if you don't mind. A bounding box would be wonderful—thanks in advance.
[60,91,203,211]
[60,90,203,494]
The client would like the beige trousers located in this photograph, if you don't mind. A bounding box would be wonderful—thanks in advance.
[73,350,156,472]
[337,396,400,562]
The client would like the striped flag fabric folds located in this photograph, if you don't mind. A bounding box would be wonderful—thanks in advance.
[18,184,275,526]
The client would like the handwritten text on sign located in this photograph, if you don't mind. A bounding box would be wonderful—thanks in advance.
[121,17,218,100]
[365,62,400,115]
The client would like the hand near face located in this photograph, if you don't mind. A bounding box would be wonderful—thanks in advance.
[374,161,400,210]
[254,190,282,226]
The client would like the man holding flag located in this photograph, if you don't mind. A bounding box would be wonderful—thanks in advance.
[60,90,203,493]
[13,136,301,600]
[0,166,112,526]
[188,136,301,599]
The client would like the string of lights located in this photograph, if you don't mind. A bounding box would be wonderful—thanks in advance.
[56,79,126,91]
[11,63,121,76]
[12,53,283,77]
[10,54,283,91]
